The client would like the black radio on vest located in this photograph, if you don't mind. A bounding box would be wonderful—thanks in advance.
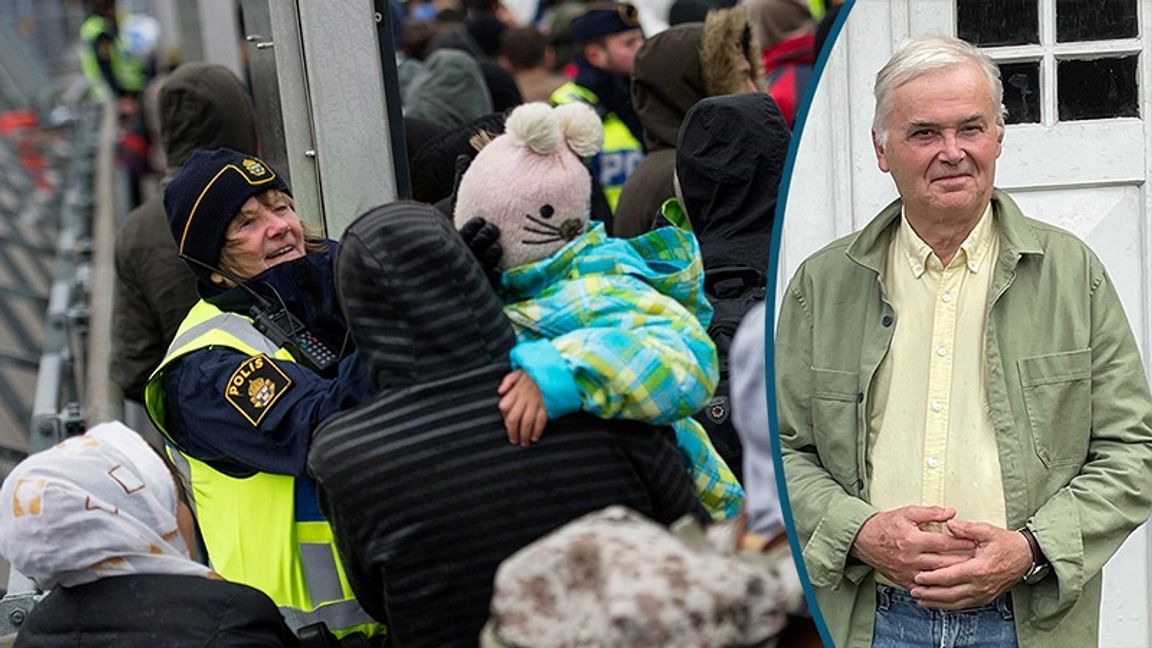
[179,253,339,372]
[248,304,338,372]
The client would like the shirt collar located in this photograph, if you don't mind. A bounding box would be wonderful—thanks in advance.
[895,202,995,278]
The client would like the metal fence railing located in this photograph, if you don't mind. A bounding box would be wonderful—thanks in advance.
[0,126,63,476]
[0,100,113,636]
[0,1,150,636]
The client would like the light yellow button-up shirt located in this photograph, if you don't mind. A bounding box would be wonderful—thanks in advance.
[866,203,1006,540]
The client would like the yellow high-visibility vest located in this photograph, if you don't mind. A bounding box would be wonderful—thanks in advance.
[551,81,644,211]
[78,15,143,102]
[145,300,382,639]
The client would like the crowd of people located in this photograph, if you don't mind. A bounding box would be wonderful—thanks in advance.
[44,3,1149,648]
[0,0,818,645]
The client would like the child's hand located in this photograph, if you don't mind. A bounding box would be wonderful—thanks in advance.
[497,370,548,447]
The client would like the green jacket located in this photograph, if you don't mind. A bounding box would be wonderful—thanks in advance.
[776,189,1152,648]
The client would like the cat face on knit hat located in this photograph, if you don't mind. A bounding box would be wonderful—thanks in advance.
[453,102,604,270]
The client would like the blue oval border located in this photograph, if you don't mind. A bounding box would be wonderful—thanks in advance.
[765,2,856,647]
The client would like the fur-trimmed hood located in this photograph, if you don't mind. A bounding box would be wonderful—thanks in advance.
[631,7,763,151]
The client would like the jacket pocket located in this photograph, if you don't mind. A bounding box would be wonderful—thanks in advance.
[1018,349,1092,468]
[810,368,861,487]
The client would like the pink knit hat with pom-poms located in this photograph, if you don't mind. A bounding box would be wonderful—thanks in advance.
[453,102,604,270]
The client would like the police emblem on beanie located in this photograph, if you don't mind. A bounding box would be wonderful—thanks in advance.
[242,158,267,176]
[163,148,289,282]
[452,102,604,270]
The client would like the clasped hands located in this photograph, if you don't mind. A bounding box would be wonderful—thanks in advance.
[851,505,1034,610]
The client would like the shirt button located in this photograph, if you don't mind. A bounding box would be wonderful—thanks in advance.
[941,292,952,303]
[856,392,864,403]
[882,315,894,327]
[937,346,947,356]
[927,457,939,469]
[932,401,943,412]
[913,264,923,274]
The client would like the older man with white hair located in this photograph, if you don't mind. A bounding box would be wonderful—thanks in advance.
[776,36,1152,648]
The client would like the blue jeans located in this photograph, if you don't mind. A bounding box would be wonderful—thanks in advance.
[871,585,1018,648]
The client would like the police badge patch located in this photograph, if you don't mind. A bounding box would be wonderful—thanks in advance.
[224,354,293,426]
[242,158,267,176]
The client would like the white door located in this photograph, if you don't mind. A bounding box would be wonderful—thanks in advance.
[780,2,1152,645]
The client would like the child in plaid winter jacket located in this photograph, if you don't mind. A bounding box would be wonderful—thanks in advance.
[454,102,743,519]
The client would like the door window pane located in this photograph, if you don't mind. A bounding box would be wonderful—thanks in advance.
[1056,0,1137,42]
[957,0,1039,46]
[1057,56,1139,121]
[999,62,1041,124]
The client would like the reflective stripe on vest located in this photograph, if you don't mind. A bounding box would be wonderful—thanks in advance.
[145,300,382,638]
[279,598,378,635]
[166,308,283,360]
[550,81,644,210]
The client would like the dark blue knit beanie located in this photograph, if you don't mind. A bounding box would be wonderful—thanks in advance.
[164,148,289,280]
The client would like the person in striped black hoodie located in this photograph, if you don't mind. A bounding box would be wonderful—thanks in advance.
[308,201,708,648]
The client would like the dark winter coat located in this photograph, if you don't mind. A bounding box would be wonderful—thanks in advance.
[13,575,300,648]
[309,201,707,648]
[614,9,762,238]
[112,63,259,401]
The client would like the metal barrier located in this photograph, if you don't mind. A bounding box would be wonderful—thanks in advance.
[0,21,55,113]
[83,99,124,428]
[27,103,105,455]
[0,100,113,637]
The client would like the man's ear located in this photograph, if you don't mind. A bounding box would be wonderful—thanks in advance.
[872,129,890,173]
[583,43,606,69]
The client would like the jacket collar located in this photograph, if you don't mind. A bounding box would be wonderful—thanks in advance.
[845,188,1044,277]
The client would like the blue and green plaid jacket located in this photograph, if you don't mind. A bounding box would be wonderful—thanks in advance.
[502,223,744,519]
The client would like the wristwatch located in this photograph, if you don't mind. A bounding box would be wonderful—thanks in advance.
[1018,526,1050,584]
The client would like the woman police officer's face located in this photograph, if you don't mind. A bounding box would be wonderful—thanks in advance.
[211,189,306,284]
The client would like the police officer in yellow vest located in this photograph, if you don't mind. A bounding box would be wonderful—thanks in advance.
[550,3,645,212]
[144,148,383,642]
[79,0,144,106]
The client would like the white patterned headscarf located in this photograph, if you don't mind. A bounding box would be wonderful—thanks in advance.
[0,421,211,590]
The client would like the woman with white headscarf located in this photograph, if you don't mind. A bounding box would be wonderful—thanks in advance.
[0,421,301,647]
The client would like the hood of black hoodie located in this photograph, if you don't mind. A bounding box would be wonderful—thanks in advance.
[335,201,516,389]
[676,93,789,273]
[159,62,259,169]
